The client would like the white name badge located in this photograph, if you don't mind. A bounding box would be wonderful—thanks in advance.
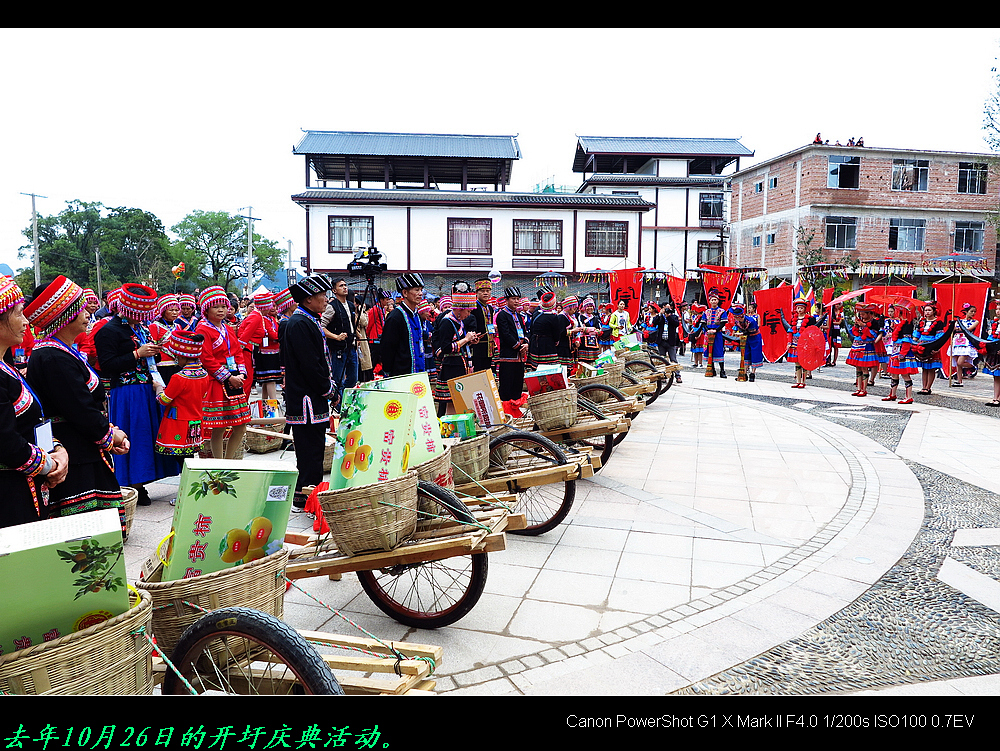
[34,419,54,453]
[262,337,269,348]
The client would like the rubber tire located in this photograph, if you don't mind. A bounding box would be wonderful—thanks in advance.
[161,607,344,695]
[487,430,575,535]
[576,384,630,456]
[624,360,663,405]
[647,352,678,393]
[356,481,488,629]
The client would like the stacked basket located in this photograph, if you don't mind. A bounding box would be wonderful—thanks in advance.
[413,443,455,492]
[137,548,290,662]
[526,386,578,431]
[316,472,419,557]
[120,486,139,540]
[449,432,490,484]
[246,421,287,454]
[602,360,625,388]
[571,369,612,403]
[0,590,154,695]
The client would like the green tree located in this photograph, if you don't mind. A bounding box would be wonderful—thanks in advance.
[170,210,283,294]
[982,52,1000,237]
[17,200,172,294]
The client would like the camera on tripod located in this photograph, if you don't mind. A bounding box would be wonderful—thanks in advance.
[347,242,387,279]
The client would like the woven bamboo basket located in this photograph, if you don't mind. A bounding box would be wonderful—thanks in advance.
[623,348,650,364]
[413,443,455,489]
[602,360,625,388]
[317,472,418,557]
[450,432,490,484]
[526,386,578,431]
[137,548,289,662]
[484,420,516,467]
[121,486,139,540]
[198,429,247,460]
[570,371,612,403]
[246,420,287,454]
[323,436,335,473]
[0,590,154,695]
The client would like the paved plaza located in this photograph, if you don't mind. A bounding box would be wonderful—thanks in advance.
[124,360,1000,696]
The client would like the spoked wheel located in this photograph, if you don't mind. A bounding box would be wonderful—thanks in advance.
[487,430,576,535]
[624,360,664,405]
[647,352,678,393]
[356,481,488,629]
[576,384,631,454]
[161,607,344,695]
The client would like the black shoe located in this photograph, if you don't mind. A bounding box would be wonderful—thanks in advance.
[134,486,151,506]
[749,373,755,382]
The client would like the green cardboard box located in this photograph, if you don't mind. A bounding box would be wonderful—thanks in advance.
[357,372,444,468]
[440,413,477,440]
[330,387,418,490]
[0,509,129,656]
[162,458,297,582]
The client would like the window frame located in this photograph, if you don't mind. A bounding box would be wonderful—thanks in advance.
[891,159,929,192]
[825,215,858,250]
[699,192,724,229]
[887,217,925,252]
[327,215,374,254]
[827,155,861,189]
[697,240,723,267]
[954,220,985,253]
[584,220,628,258]
[512,218,563,257]
[958,162,988,194]
[446,217,493,256]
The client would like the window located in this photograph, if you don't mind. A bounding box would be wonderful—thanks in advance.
[754,181,764,194]
[513,219,562,256]
[447,218,492,255]
[888,218,925,251]
[328,216,373,253]
[698,241,723,266]
[958,162,988,194]
[826,216,857,249]
[752,235,761,248]
[585,220,628,257]
[892,159,929,191]
[768,176,778,189]
[828,156,860,188]
[766,232,776,245]
[954,221,984,253]
[699,193,724,228]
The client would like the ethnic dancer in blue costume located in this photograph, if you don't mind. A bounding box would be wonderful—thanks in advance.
[779,285,818,389]
[380,273,427,378]
[958,307,1000,406]
[912,301,954,396]
[695,289,730,378]
[720,303,763,381]
[844,302,883,397]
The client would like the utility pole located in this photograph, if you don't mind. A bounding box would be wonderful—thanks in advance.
[238,207,261,294]
[20,192,46,286]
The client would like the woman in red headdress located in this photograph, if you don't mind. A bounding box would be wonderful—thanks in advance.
[844,302,883,397]
[883,303,918,404]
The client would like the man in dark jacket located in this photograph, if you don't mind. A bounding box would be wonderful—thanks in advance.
[321,278,357,410]
[380,273,426,378]
[281,275,335,510]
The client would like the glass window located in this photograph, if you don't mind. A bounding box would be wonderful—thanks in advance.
[828,156,860,188]
[768,176,778,189]
[698,241,723,266]
[954,221,985,253]
[958,162,988,194]
[585,221,628,257]
[826,216,857,249]
[447,218,492,255]
[888,218,925,251]
[892,159,929,191]
[513,219,562,256]
[328,216,373,253]
[699,193,723,228]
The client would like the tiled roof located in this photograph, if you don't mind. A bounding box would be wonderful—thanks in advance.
[290,188,654,211]
[293,130,521,159]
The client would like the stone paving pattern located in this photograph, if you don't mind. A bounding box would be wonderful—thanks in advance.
[124,359,1000,696]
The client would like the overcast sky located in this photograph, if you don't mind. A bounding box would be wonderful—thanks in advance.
[2,27,999,279]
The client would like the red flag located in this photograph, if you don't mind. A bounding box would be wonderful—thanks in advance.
[754,285,794,363]
[931,282,990,337]
[702,269,741,309]
[609,268,643,325]
[666,275,687,337]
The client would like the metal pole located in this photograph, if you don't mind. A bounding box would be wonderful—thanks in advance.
[20,192,46,286]
[239,207,260,295]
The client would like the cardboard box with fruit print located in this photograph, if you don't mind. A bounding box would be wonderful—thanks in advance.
[356,372,443,470]
[329,387,417,490]
[161,458,297,582]
[0,508,129,656]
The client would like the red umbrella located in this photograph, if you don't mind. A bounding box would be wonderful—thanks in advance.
[824,287,874,307]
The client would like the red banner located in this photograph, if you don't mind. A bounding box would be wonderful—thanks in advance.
[754,285,794,363]
[931,282,990,337]
[666,275,686,337]
[702,269,741,310]
[609,268,643,326]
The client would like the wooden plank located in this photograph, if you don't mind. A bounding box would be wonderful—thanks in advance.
[298,630,443,663]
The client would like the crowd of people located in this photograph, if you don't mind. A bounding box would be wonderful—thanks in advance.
[813,133,864,147]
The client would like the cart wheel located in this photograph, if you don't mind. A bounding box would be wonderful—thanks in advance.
[488,429,576,535]
[624,360,664,405]
[161,607,344,695]
[647,353,678,393]
[356,481,488,629]
[576,384,630,459]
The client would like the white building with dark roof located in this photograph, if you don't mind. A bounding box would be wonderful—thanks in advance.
[290,130,654,287]
[573,136,754,276]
